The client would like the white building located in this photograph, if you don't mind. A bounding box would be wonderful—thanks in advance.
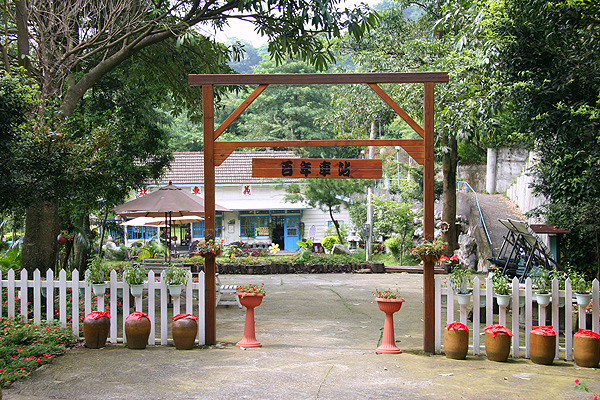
[122,151,350,251]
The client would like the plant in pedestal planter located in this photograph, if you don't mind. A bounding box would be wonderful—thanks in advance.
[569,271,592,306]
[236,283,266,348]
[124,263,146,297]
[194,235,224,257]
[492,273,511,308]
[85,255,110,296]
[162,266,188,297]
[532,269,552,306]
[449,267,473,306]
[410,237,447,262]
[372,288,405,354]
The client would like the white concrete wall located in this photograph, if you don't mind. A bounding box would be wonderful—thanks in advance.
[505,152,547,224]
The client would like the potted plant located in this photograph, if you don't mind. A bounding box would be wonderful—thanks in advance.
[444,322,469,360]
[410,237,447,263]
[484,324,513,362]
[236,283,266,348]
[449,267,473,306]
[570,271,592,306]
[492,273,512,308]
[372,288,405,354]
[85,255,110,296]
[195,235,224,257]
[161,265,188,297]
[532,269,552,307]
[123,263,146,297]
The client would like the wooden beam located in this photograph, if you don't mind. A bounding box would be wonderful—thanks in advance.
[214,84,268,140]
[214,139,424,166]
[423,82,436,354]
[202,85,217,346]
[190,72,449,86]
[368,83,424,138]
[252,158,382,179]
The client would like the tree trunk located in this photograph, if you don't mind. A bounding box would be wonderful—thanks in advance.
[21,201,59,274]
[73,214,91,274]
[442,136,458,256]
[329,206,343,244]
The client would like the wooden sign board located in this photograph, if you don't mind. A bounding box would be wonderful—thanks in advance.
[252,158,382,179]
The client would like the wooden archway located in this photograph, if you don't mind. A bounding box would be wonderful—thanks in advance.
[189,72,448,353]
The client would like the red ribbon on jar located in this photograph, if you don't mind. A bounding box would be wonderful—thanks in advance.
[84,311,111,320]
[172,313,198,321]
[484,324,514,338]
[445,322,469,333]
[575,329,600,339]
[531,325,556,336]
[126,311,149,321]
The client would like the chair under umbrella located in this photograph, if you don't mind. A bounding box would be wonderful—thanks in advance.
[113,182,228,260]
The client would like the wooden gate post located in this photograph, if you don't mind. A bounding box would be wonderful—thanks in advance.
[203,84,217,345]
[423,82,436,353]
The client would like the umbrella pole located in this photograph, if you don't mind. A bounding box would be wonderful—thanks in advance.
[165,212,169,263]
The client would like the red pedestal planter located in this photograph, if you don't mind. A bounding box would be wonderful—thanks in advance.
[83,311,110,349]
[236,292,264,348]
[125,311,151,349]
[172,314,198,350]
[375,298,405,354]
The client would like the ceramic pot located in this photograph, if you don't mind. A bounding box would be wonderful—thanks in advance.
[375,298,405,354]
[496,294,511,308]
[444,328,469,360]
[168,284,182,297]
[172,318,198,350]
[236,292,264,348]
[83,316,110,349]
[92,283,107,296]
[130,284,144,297]
[536,293,551,307]
[575,293,592,307]
[573,335,600,368]
[529,331,555,365]
[456,293,471,306]
[485,332,511,362]
[125,315,151,349]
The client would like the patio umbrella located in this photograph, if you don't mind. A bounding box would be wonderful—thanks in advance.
[113,182,228,259]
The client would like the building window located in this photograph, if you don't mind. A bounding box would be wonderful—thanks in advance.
[191,217,223,238]
[240,216,269,237]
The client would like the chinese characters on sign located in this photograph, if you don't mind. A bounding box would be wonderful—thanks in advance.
[242,185,252,195]
[252,158,382,179]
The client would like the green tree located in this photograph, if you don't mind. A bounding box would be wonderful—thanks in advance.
[488,0,600,277]
[1,0,377,272]
[285,180,367,243]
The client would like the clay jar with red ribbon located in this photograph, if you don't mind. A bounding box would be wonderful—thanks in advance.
[172,314,198,350]
[484,325,513,362]
[83,311,111,349]
[125,311,151,349]
[444,322,469,360]
[530,325,556,365]
[573,329,600,368]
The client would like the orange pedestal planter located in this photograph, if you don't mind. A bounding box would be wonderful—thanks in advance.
[236,292,264,348]
[529,326,556,365]
[375,298,405,354]
[573,329,600,368]
[444,323,469,360]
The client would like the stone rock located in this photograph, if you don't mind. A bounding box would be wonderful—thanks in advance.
[332,244,352,255]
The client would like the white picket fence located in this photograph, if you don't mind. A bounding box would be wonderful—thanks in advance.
[435,276,600,360]
[0,268,206,346]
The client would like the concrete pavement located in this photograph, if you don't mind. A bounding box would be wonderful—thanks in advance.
[4,273,598,399]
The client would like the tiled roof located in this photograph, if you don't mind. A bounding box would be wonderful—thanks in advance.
[158,151,300,185]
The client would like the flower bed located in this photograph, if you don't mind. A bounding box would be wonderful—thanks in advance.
[0,316,77,387]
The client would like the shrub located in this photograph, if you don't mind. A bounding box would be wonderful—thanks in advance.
[384,237,403,261]
[321,236,340,252]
